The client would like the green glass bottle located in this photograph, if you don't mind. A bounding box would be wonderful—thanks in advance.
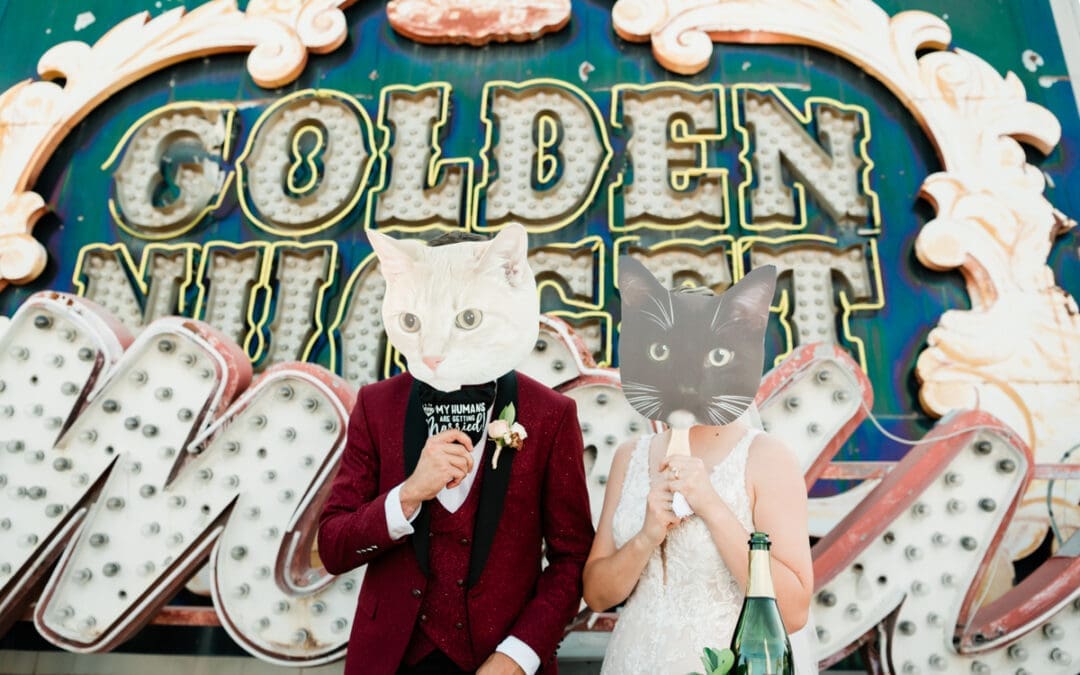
[729,532,794,675]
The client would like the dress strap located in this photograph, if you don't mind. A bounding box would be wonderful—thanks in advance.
[729,428,760,470]
[635,433,654,454]
[630,433,653,475]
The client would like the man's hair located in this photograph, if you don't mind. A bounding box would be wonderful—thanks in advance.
[673,284,716,297]
[427,231,490,247]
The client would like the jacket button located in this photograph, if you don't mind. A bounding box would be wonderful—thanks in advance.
[459,537,469,545]
[455,622,464,630]
[419,614,428,623]
[411,588,422,598]
[456,579,465,588]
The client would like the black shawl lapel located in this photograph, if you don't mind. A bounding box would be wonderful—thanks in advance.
[468,370,518,588]
[403,378,433,575]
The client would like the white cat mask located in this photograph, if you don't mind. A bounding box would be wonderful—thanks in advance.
[368,224,539,392]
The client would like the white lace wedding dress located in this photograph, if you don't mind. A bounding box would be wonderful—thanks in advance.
[601,431,817,675]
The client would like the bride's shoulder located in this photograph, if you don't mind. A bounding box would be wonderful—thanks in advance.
[746,431,801,479]
[615,432,652,463]
[745,431,808,515]
[607,434,652,485]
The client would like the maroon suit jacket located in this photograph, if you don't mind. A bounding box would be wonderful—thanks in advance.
[317,371,594,675]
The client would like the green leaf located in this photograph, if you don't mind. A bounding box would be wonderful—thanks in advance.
[704,647,720,666]
[696,647,734,675]
[499,402,516,423]
[699,654,714,673]
[713,648,735,674]
[700,647,718,673]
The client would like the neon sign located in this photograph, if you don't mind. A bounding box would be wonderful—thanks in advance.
[76,83,883,386]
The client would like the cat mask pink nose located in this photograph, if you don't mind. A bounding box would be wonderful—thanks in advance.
[422,355,445,371]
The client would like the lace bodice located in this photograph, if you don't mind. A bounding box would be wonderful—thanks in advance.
[601,430,757,674]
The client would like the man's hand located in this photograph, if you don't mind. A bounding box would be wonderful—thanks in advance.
[477,651,525,675]
[399,429,474,518]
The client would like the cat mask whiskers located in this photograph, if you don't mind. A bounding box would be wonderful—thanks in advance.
[621,380,663,419]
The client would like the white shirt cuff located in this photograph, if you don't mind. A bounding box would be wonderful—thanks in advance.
[496,636,541,675]
[384,483,419,540]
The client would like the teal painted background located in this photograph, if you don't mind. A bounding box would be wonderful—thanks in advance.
[0,0,1076,472]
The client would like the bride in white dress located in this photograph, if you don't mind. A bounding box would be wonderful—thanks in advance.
[585,258,815,674]
[584,423,816,674]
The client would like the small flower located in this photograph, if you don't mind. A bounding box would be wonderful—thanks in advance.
[488,419,510,439]
[489,403,525,470]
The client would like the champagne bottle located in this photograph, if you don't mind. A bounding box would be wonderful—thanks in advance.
[729,532,794,675]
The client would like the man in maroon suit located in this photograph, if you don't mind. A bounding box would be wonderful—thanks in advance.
[318,225,594,675]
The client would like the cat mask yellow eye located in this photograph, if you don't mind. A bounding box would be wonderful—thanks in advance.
[648,343,670,361]
[400,312,421,333]
[455,309,483,330]
[707,347,733,367]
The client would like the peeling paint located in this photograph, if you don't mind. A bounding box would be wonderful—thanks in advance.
[74,11,96,32]
[578,61,595,82]
[1023,48,1045,72]
[1039,74,1070,87]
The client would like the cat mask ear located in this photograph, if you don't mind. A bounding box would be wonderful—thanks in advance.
[618,256,668,310]
[368,230,425,283]
[477,223,531,287]
[719,265,777,330]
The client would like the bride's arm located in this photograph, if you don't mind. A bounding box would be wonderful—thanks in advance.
[583,438,675,612]
[691,435,813,632]
[747,436,812,630]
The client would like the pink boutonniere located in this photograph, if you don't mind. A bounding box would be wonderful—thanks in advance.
[488,403,526,470]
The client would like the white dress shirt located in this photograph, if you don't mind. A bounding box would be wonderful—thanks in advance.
[384,407,541,675]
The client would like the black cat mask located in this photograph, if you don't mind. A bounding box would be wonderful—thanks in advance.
[617,256,777,427]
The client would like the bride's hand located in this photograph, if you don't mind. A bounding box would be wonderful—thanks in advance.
[639,480,679,547]
[662,455,721,514]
